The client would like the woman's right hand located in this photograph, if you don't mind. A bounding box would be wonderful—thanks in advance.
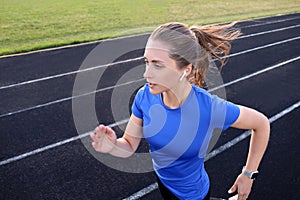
[90,125,117,153]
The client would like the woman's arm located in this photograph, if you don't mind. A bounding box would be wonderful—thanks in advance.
[90,114,143,158]
[228,105,270,200]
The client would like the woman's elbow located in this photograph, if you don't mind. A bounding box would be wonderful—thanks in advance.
[254,113,270,138]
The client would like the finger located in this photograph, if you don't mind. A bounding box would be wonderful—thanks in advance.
[90,133,96,141]
[105,127,116,138]
[97,125,106,133]
[228,184,237,194]
[92,141,96,147]
[91,133,101,143]
[92,130,103,142]
[92,141,98,149]
[95,125,106,137]
[94,127,100,136]
[229,194,238,200]
[104,126,113,134]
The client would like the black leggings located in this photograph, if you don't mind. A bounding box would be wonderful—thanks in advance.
[155,174,210,200]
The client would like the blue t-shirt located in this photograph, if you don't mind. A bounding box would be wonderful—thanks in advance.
[132,84,240,200]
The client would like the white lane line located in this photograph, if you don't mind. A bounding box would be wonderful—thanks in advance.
[0,38,299,119]
[0,32,149,59]
[237,24,300,39]
[1,24,299,91]
[226,36,300,59]
[124,101,300,200]
[238,15,300,29]
[0,119,129,166]
[1,15,299,59]
[205,100,300,161]
[0,57,143,90]
[0,78,146,118]
[209,56,300,92]
[123,183,158,200]
[0,56,298,166]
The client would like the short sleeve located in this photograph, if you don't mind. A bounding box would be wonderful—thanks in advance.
[223,101,240,130]
[211,95,240,131]
[131,86,144,119]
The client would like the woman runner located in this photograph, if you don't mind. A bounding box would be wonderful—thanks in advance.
[90,22,270,200]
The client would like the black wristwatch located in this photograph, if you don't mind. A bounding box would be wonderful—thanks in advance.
[242,166,259,179]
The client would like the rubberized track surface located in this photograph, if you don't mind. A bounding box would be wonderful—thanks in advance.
[0,13,299,200]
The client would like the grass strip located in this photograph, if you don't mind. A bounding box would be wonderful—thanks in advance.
[0,0,299,55]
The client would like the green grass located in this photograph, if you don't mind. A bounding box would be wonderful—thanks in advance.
[0,0,299,56]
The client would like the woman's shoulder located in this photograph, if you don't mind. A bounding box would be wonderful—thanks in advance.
[132,83,151,103]
[192,84,212,98]
[136,83,149,96]
[191,84,230,107]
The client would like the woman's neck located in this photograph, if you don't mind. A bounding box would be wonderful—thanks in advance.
[162,82,192,109]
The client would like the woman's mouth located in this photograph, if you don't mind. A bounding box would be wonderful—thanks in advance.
[148,82,156,88]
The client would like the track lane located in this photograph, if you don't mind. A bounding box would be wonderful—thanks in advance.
[0,13,299,200]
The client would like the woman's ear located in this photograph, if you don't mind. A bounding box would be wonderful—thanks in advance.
[186,63,193,76]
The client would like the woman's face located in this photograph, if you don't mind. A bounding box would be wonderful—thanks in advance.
[143,40,184,95]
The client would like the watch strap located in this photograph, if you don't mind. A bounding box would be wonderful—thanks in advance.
[242,166,259,179]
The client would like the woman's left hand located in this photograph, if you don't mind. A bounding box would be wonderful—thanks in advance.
[228,174,254,200]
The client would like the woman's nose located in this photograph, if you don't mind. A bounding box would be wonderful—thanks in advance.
[143,65,152,79]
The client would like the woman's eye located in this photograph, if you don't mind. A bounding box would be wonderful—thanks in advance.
[144,61,149,66]
[143,60,163,69]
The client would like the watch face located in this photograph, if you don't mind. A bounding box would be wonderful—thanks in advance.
[252,172,259,179]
